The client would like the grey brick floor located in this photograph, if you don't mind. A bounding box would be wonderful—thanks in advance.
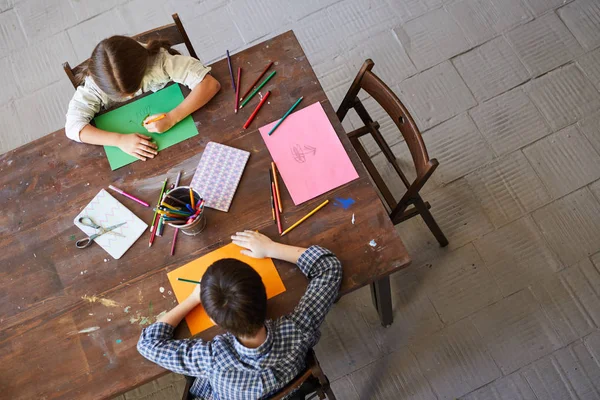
[2,0,600,399]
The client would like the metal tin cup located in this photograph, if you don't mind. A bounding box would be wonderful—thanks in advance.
[163,186,206,236]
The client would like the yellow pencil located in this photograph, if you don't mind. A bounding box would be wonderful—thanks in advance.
[160,202,180,211]
[144,114,166,125]
[272,162,283,213]
[189,187,195,210]
[280,200,329,237]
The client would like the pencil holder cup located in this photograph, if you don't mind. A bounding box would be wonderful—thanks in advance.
[163,186,207,236]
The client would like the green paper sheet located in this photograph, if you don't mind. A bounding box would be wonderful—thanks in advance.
[94,84,198,170]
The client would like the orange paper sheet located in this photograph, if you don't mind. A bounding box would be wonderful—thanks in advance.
[167,243,286,335]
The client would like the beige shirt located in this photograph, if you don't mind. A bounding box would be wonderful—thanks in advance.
[65,48,211,142]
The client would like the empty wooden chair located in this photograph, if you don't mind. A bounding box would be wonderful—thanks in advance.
[337,59,448,247]
[63,13,197,89]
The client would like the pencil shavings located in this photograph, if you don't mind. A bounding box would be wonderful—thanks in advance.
[81,294,119,308]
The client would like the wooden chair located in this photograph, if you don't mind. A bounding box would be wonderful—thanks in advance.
[63,13,197,89]
[337,59,448,247]
[181,349,336,400]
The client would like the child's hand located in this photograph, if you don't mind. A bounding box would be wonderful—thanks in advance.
[186,284,201,306]
[118,133,158,161]
[144,113,175,133]
[231,230,276,259]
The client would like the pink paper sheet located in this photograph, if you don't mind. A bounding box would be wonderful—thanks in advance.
[259,102,359,205]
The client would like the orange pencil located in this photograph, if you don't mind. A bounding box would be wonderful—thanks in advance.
[271,162,283,213]
[272,182,282,234]
[269,169,276,221]
[144,114,166,125]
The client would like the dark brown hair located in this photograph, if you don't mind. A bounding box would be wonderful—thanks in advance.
[74,35,179,97]
[201,259,267,337]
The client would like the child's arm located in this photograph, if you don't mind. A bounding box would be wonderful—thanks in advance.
[231,231,343,339]
[157,284,201,326]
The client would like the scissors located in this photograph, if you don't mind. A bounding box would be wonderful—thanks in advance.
[76,217,127,249]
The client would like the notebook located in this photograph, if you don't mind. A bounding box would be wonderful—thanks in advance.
[259,101,359,205]
[190,142,250,212]
[167,243,286,335]
[74,189,148,259]
[93,84,199,170]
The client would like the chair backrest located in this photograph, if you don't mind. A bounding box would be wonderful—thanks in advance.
[336,59,432,180]
[268,349,329,400]
[63,13,197,89]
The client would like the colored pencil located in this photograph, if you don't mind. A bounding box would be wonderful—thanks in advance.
[271,162,283,213]
[144,114,166,125]
[108,185,149,207]
[268,96,303,136]
[226,50,236,92]
[165,194,187,206]
[281,199,329,237]
[150,179,168,233]
[240,61,273,101]
[149,215,159,247]
[234,67,242,114]
[272,182,282,234]
[189,188,195,210]
[156,216,164,237]
[174,171,182,188]
[170,228,178,256]
[269,169,275,221]
[178,278,202,284]
[160,202,181,211]
[243,90,270,129]
[240,71,276,108]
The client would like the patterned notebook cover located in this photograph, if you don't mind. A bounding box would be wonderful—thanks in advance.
[74,189,148,259]
[190,142,250,212]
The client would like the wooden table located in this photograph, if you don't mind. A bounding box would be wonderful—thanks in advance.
[0,31,410,399]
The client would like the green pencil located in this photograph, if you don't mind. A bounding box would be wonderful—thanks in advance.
[178,278,202,284]
[240,70,276,108]
[268,96,303,136]
[150,178,168,233]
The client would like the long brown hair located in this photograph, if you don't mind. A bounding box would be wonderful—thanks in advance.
[74,36,179,97]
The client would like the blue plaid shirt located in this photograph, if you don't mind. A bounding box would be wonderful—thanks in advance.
[137,246,342,400]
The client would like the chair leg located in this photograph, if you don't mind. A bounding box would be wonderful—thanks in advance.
[414,197,448,247]
[324,385,337,400]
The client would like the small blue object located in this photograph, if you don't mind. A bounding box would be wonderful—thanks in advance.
[116,339,122,344]
[334,197,355,210]
[186,204,195,213]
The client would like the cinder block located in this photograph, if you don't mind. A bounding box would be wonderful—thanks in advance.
[474,216,561,297]
[0,57,20,107]
[469,88,550,155]
[14,79,74,144]
[394,8,471,71]
[579,110,600,155]
[67,9,130,63]
[394,212,450,270]
[521,338,600,400]
[116,0,175,36]
[530,257,600,344]
[10,32,77,95]
[397,62,476,131]
[466,152,552,228]
[447,0,532,46]
[386,0,448,23]
[167,0,228,20]
[174,9,244,66]
[558,0,600,51]
[415,244,502,324]
[328,0,399,49]
[15,0,78,40]
[350,347,437,400]
[410,318,501,399]
[0,9,27,52]
[0,0,13,12]
[506,13,584,77]
[293,11,346,67]
[471,289,562,374]
[70,0,118,22]
[346,31,417,88]
[523,125,600,199]
[421,113,494,184]
[227,0,289,43]
[523,0,574,16]
[0,102,23,154]
[462,373,537,400]
[577,48,600,90]
[329,376,359,400]
[524,64,600,131]
[281,0,341,21]
[532,187,600,266]
[453,36,529,102]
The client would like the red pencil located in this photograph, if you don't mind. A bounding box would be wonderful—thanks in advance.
[235,67,242,114]
[241,61,273,101]
[243,91,270,129]
[149,216,159,247]
[272,181,282,234]
[170,228,178,256]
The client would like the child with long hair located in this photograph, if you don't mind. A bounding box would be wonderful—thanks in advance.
[65,36,220,161]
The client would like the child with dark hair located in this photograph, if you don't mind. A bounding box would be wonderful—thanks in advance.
[137,231,342,400]
[65,35,221,161]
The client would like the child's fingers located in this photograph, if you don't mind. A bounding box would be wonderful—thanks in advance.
[131,152,146,161]
[134,149,153,159]
[139,139,157,150]
[232,239,249,249]
[231,235,249,244]
[140,142,158,154]
[235,231,253,238]
[137,147,156,158]
[240,249,257,258]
